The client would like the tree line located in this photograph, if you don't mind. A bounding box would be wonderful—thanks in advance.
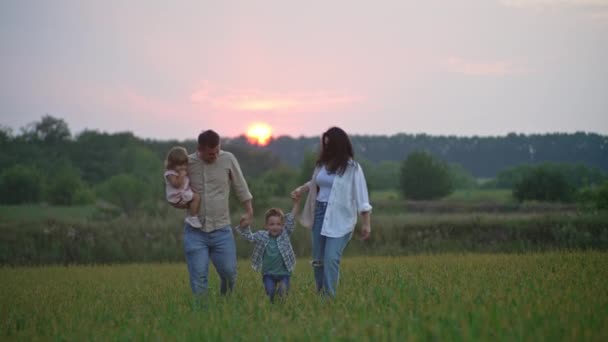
[1,116,607,213]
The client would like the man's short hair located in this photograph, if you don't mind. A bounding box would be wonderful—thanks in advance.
[198,130,220,148]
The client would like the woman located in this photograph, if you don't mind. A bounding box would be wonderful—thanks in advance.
[291,127,372,297]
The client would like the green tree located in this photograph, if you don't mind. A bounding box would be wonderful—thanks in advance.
[0,125,12,145]
[513,165,575,202]
[0,164,44,204]
[257,165,299,197]
[96,174,150,215]
[592,181,608,210]
[357,159,376,192]
[449,163,477,190]
[298,151,317,186]
[21,115,71,144]
[372,161,401,191]
[400,151,453,200]
[46,164,93,205]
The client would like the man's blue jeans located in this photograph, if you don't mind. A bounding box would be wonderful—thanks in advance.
[183,224,237,295]
[262,274,290,302]
[311,201,352,298]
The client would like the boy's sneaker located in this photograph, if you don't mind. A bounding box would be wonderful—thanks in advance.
[185,216,203,228]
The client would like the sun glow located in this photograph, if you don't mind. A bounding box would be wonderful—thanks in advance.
[246,123,273,146]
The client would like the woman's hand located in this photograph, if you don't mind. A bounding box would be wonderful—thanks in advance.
[290,187,302,200]
[360,223,371,240]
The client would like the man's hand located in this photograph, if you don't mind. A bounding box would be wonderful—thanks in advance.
[359,223,371,241]
[238,216,249,229]
[240,212,252,228]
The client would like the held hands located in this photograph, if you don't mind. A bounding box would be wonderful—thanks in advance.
[291,191,302,203]
[239,212,252,228]
[290,186,303,201]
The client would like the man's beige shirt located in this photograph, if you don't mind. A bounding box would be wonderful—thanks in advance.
[187,150,252,232]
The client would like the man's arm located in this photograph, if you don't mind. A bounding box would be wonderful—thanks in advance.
[241,199,254,227]
[228,153,254,226]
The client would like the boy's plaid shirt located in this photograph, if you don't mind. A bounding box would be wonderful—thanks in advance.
[234,213,297,273]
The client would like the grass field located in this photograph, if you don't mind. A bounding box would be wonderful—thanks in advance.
[370,189,514,203]
[0,204,98,223]
[2,252,606,340]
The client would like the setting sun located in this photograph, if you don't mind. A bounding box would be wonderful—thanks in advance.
[246,123,273,146]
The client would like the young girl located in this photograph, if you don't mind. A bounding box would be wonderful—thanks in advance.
[235,195,301,302]
[164,146,203,228]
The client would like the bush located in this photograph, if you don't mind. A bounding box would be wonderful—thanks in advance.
[245,177,274,213]
[578,180,608,211]
[46,165,91,205]
[73,187,96,205]
[298,151,317,186]
[400,151,453,200]
[488,162,606,190]
[513,165,575,202]
[0,164,44,204]
[448,163,477,190]
[96,174,150,216]
[257,165,299,197]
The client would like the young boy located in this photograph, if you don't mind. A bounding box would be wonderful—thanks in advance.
[235,195,301,302]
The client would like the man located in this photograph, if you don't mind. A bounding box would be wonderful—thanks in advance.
[178,130,253,295]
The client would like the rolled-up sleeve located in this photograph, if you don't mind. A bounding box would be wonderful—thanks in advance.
[228,153,253,202]
[353,165,372,213]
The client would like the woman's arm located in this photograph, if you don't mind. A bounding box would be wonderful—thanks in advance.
[353,164,372,240]
[359,211,371,240]
[290,181,310,199]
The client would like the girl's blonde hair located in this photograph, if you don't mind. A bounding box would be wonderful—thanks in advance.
[165,146,189,170]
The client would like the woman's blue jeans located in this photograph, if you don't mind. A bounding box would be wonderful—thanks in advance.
[311,201,352,297]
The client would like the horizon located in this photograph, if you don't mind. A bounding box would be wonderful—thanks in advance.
[3,114,607,142]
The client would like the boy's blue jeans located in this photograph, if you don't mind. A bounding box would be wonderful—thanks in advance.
[183,224,237,295]
[311,201,352,298]
[262,274,290,302]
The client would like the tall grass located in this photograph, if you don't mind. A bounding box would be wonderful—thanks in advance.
[1,252,606,340]
[1,205,607,265]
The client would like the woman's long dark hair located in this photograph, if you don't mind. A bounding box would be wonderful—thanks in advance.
[316,127,353,176]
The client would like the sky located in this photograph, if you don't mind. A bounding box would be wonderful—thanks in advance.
[1,0,607,140]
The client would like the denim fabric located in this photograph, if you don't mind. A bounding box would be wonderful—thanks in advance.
[262,274,290,302]
[311,201,352,297]
[183,224,237,295]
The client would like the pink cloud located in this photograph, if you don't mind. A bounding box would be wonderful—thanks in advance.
[190,81,364,114]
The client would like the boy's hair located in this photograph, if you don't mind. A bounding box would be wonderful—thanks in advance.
[264,208,285,224]
[165,146,189,170]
